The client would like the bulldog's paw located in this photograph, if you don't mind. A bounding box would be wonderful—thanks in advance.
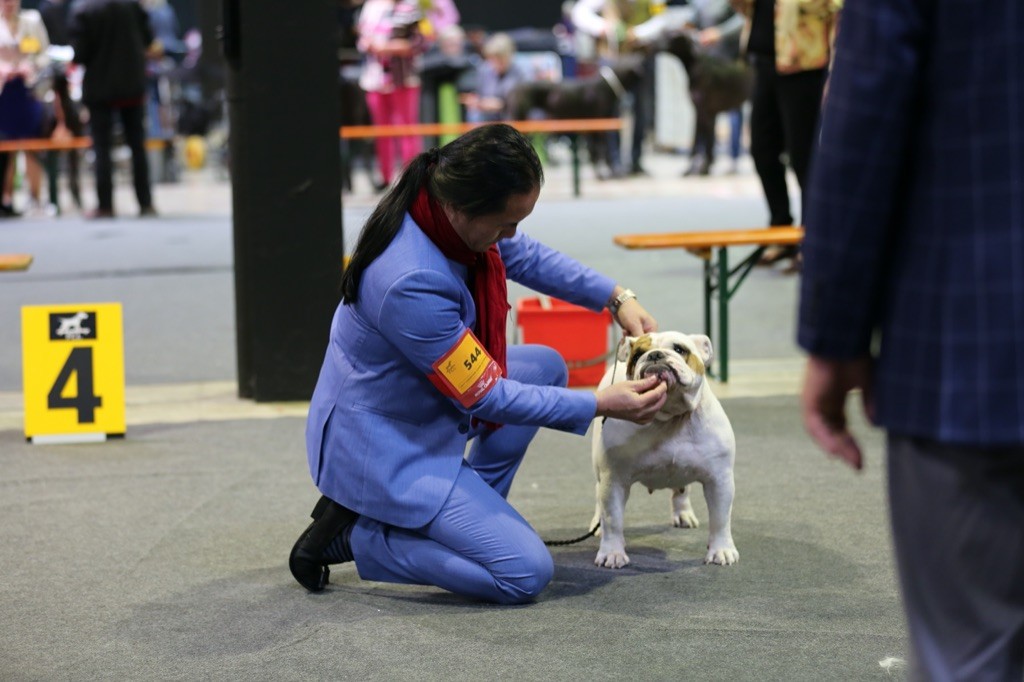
[704,544,739,566]
[672,510,699,529]
[595,548,631,569]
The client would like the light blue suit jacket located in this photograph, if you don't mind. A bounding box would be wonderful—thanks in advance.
[306,214,616,528]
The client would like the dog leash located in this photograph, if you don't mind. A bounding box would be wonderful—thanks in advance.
[543,521,600,547]
[564,350,615,371]
[599,65,628,101]
[600,332,626,426]
[541,329,631,547]
[543,333,625,546]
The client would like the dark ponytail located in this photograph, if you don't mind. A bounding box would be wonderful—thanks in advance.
[340,152,433,303]
[341,124,543,303]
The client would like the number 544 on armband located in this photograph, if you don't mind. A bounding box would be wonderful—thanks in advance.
[21,303,126,443]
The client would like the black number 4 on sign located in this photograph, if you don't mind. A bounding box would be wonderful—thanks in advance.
[47,347,103,423]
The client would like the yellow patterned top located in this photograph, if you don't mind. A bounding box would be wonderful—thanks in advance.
[733,0,842,73]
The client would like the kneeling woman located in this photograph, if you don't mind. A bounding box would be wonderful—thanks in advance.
[290,124,666,604]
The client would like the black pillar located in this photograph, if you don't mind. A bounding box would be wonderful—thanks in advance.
[197,0,222,106]
[222,0,343,401]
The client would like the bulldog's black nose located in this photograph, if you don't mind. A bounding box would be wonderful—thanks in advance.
[647,350,664,361]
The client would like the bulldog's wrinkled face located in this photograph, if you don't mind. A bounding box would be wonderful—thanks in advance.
[619,332,714,414]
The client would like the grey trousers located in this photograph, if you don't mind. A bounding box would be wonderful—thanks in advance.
[887,435,1024,682]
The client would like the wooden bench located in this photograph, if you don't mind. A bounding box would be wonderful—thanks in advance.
[0,253,33,271]
[0,136,169,153]
[614,226,804,382]
[0,136,172,215]
[341,118,623,198]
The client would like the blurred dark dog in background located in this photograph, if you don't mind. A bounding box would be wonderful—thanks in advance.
[506,55,646,180]
[662,31,752,176]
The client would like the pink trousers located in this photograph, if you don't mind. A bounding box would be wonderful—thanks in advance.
[364,86,422,184]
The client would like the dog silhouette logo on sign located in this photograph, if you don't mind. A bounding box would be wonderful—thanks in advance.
[49,311,97,341]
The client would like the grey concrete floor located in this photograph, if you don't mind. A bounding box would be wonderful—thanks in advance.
[0,160,908,680]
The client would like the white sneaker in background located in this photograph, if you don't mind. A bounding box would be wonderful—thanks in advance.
[24,199,58,218]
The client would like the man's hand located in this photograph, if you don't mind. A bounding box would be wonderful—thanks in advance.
[595,375,668,424]
[801,355,874,471]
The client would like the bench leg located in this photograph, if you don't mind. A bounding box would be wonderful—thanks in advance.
[46,151,59,214]
[696,245,779,383]
[703,257,713,348]
[569,134,580,198]
[702,250,729,382]
[717,247,729,382]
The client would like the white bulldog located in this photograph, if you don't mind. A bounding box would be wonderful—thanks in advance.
[591,331,738,568]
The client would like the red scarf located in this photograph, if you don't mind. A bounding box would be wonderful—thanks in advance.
[410,186,508,425]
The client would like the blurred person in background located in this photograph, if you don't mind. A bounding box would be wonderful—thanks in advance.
[462,23,488,60]
[69,0,156,218]
[141,0,183,181]
[461,32,523,123]
[140,0,184,135]
[417,0,460,39]
[0,0,51,217]
[37,0,82,211]
[679,0,745,177]
[418,23,476,134]
[357,0,430,190]
[140,0,180,57]
[571,0,665,177]
[37,0,70,46]
[732,0,840,272]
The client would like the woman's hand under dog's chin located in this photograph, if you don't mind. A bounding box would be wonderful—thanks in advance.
[639,363,679,388]
[595,375,668,425]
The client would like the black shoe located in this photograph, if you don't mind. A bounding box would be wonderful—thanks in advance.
[628,162,649,177]
[289,495,357,592]
[780,252,803,275]
[85,208,115,220]
[682,159,710,177]
[756,244,800,266]
[0,203,21,218]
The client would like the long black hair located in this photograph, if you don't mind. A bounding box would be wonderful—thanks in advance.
[340,123,544,303]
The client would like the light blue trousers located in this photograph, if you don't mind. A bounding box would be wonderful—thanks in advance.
[348,345,569,604]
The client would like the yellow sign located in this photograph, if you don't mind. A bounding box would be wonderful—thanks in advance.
[21,303,126,443]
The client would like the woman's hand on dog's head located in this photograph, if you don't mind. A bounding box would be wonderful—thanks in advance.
[595,375,668,424]
[614,298,658,336]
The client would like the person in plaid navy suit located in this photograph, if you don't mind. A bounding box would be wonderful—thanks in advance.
[798,1,1024,679]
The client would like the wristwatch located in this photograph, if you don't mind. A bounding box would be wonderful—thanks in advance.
[608,288,637,315]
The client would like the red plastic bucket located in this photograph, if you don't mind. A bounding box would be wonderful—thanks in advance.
[515,297,612,387]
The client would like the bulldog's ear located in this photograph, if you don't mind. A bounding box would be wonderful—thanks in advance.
[616,336,637,362]
[689,334,713,365]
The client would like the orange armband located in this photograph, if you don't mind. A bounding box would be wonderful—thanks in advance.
[427,329,502,408]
